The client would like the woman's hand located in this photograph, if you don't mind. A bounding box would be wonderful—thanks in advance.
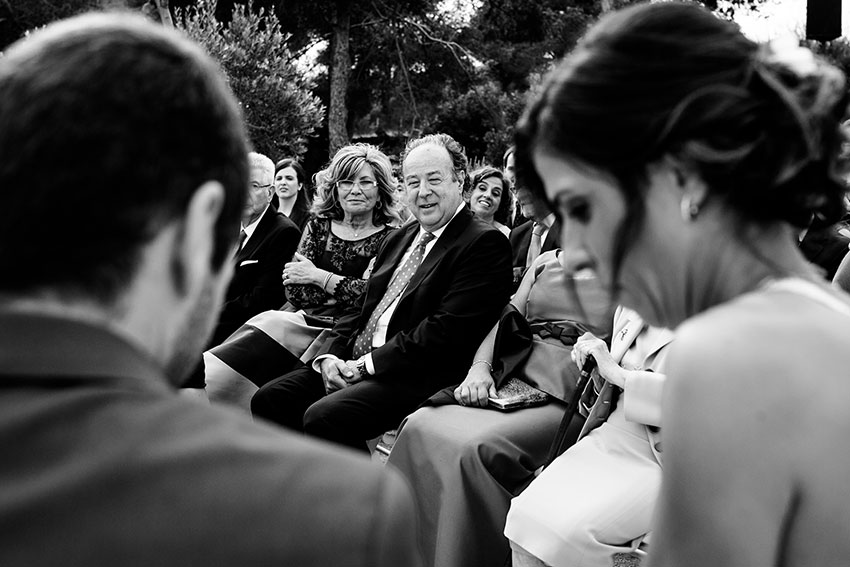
[454,362,497,407]
[282,252,322,286]
[571,332,626,388]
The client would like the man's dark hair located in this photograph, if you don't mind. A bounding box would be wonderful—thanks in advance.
[0,13,249,303]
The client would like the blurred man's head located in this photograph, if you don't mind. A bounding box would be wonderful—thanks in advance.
[503,146,516,188]
[0,13,250,381]
[516,186,550,223]
[245,153,275,225]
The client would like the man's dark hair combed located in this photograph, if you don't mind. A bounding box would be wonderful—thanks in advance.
[0,13,249,303]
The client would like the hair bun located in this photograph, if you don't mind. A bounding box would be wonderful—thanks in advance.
[750,37,848,225]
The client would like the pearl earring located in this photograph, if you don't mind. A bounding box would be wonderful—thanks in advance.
[680,196,700,221]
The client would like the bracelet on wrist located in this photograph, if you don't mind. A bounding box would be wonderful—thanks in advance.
[322,272,334,292]
[471,359,493,372]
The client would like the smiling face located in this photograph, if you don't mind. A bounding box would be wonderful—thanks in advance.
[468,176,503,223]
[274,166,301,202]
[403,143,464,232]
[337,163,379,217]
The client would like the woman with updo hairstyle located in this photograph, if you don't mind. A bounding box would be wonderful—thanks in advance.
[465,166,513,236]
[503,2,850,567]
[204,144,399,409]
[273,157,312,231]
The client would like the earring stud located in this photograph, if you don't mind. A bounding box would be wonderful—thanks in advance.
[680,196,700,221]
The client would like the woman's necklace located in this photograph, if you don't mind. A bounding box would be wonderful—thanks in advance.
[338,219,369,239]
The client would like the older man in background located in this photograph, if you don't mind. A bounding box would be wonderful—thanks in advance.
[182,152,300,391]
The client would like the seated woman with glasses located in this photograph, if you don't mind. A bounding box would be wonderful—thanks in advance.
[205,144,402,411]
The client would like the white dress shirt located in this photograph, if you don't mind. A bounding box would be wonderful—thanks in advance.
[240,205,270,249]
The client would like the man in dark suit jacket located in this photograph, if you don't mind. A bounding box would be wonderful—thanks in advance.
[182,153,300,390]
[252,133,513,451]
[215,152,300,345]
[509,185,561,288]
[0,14,419,567]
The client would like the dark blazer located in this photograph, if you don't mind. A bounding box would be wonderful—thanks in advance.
[509,219,561,290]
[509,218,561,270]
[0,312,421,567]
[215,206,300,344]
[285,199,312,232]
[316,207,513,393]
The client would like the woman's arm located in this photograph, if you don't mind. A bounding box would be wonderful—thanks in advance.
[284,221,333,308]
[572,331,668,427]
[453,259,537,407]
[453,322,500,407]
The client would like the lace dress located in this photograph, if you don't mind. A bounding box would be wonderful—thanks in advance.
[205,219,394,405]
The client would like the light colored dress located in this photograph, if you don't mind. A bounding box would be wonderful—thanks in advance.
[504,308,674,567]
[386,250,612,567]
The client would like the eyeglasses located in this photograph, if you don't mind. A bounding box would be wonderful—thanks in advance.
[337,179,376,192]
[250,182,273,191]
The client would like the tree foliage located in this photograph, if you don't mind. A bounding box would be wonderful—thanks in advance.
[176,0,324,158]
[0,0,101,49]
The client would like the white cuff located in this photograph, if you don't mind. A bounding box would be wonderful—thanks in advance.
[623,371,666,428]
[312,354,341,373]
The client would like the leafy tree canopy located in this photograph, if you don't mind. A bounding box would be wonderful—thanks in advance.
[177,0,324,159]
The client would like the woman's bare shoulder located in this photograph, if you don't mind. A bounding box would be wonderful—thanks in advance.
[668,286,850,418]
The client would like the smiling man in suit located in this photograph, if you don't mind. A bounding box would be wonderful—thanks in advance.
[252,133,513,451]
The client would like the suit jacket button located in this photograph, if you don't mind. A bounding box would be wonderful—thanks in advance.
[654,441,662,452]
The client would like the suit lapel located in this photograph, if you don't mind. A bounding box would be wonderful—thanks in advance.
[542,220,560,253]
[511,222,532,264]
[237,207,273,262]
[362,223,418,311]
[610,314,646,364]
[640,327,675,363]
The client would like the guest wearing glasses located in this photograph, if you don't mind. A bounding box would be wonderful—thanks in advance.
[182,152,300,391]
[251,133,513,452]
[204,145,400,409]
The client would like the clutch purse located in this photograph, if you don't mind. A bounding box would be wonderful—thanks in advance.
[488,377,550,411]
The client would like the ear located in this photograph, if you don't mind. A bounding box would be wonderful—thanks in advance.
[172,181,226,298]
[658,155,709,209]
[455,170,466,193]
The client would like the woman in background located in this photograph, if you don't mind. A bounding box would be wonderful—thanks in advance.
[466,166,513,236]
[273,157,312,230]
